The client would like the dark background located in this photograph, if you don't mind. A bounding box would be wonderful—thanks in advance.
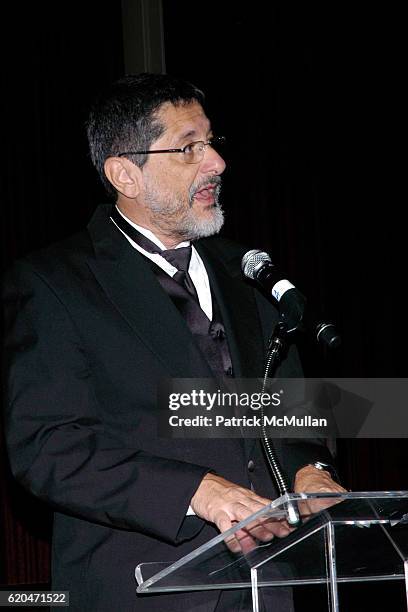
[1,2,406,609]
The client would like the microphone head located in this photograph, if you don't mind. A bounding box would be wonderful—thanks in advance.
[241,249,272,280]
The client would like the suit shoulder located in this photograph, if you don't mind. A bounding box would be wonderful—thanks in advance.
[197,235,251,260]
[4,229,93,287]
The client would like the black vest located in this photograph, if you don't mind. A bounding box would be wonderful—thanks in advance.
[148,262,233,380]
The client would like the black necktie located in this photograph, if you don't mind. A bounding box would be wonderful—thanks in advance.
[159,247,198,299]
[111,207,198,299]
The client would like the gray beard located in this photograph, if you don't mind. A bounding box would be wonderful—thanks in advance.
[144,182,224,241]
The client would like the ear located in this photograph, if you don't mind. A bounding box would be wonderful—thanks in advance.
[104,157,144,198]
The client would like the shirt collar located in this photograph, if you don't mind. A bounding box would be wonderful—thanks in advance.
[115,205,190,251]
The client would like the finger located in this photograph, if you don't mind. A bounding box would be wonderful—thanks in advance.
[234,528,259,554]
[246,517,292,541]
[217,504,274,551]
[222,523,243,554]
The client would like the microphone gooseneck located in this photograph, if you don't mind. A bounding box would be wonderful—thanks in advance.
[241,248,342,526]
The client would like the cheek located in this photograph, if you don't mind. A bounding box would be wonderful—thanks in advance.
[171,171,199,197]
[146,161,199,196]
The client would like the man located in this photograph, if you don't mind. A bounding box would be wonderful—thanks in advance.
[3,73,343,611]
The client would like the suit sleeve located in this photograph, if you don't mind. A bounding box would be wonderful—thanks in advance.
[3,261,210,544]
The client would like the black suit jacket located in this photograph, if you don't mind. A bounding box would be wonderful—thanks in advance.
[3,205,332,611]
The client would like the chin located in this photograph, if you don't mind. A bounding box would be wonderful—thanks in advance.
[185,207,225,240]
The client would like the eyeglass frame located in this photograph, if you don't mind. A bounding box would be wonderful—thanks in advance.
[116,136,226,164]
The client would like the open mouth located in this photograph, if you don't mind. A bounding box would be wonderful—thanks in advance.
[193,184,217,204]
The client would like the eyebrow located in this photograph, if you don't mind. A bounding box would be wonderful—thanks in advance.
[176,127,213,144]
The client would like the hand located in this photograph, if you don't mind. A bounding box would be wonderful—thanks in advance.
[294,464,347,516]
[191,473,291,552]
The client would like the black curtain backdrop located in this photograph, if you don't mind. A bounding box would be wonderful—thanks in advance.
[1,4,123,270]
[1,1,124,589]
[163,1,405,379]
[1,2,406,609]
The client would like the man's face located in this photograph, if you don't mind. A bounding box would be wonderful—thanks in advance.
[140,101,226,242]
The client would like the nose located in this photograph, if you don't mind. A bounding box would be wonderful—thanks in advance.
[200,144,226,176]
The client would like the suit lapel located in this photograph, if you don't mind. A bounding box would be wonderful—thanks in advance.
[196,239,267,460]
[195,240,266,379]
[86,206,213,379]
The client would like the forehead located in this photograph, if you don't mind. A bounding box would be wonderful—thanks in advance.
[155,101,211,140]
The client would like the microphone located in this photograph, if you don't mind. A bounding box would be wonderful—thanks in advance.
[241,249,341,349]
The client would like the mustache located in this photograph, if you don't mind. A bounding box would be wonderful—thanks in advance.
[189,176,222,201]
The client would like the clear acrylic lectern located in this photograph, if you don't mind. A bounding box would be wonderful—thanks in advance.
[135,492,408,611]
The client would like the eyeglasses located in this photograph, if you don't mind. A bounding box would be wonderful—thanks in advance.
[117,136,225,165]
